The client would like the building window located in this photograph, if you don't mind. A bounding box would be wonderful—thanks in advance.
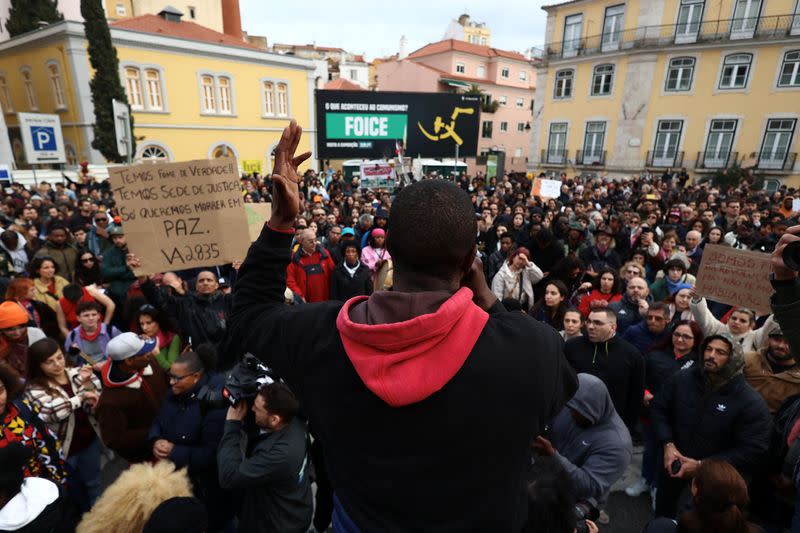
[500,121,508,132]
[480,36,487,45]
[779,50,800,87]
[477,65,486,77]
[47,64,66,109]
[20,68,37,110]
[602,4,625,51]
[554,69,574,99]
[501,67,510,78]
[703,119,737,167]
[719,53,752,89]
[653,120,683,167]
[65,144,78,166]
[517,122,526,132]
[188,6,196,19]
[276,82,288,116]
[563,14,583,57]
[498,95,507,106]
[125,67,143,109]
[115,4,126,16]
[519,70,527,81]
[665,57,696,92]
[481,121,493,139]
[262,81,274,115]
[583,122,606,164]
[0,75,11,113]
[759,118,796,168]
[547,123,568,163]
[140,144,169,162]
[516,97,524,108]
[676,0,705,43]
[591,64,614,96]
[144,69,163,111]
[515,147,523,157]
[731,0,762,39]
[349,69,357,80]
[217,76,232,114]
[211,144,236,159]
[456,63,465,74]
[201,75,216,113]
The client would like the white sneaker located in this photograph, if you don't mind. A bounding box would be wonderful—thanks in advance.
[624,477,649,497]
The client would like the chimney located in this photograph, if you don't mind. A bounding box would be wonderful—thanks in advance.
[221,0,243,40]
[399,35,408,59]
[158,6,183,22]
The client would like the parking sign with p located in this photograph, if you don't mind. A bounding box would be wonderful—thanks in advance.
[18,113,66,164]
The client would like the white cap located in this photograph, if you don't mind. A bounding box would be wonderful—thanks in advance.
[106,332,157,361]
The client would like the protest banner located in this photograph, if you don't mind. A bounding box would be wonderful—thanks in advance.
[359,162,396,190]
[245,203,272,242]
[694,244,774,315]
[532,178,562,198]
[108,157,250,276]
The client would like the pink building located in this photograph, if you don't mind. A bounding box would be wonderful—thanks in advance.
[377,39,537,175]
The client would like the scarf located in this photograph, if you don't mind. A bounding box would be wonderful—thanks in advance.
[80,325,101,342]
[344,260,361,278]
[155,329,175,350]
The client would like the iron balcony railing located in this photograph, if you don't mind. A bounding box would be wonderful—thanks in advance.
[575,150,607,166]
[757,151,797,171]
[541,149,569,165]
[695,151,738,169]
[646,150,685,168]
[538,14,800,62]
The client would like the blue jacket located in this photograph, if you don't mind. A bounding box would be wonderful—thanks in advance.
[620,321,670,354]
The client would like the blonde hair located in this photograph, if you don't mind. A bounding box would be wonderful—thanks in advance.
[77,461,193,533]
[620,261,645,280]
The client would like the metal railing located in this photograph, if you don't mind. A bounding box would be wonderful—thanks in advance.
[695,150,738,169]
[646,150,685,168]
[757,151,797,171]
[576,150,607,166]
[539,14,800,62]
[540,149,569,165]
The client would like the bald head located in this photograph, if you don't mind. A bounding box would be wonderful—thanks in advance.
[686,230,702,250]
[626,276,649,301]
[299,229,317,254]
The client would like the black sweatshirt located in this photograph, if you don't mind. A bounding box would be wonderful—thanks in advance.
[227,225,578,532]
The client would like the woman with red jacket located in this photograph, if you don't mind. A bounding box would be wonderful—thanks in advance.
[578,267,623,318]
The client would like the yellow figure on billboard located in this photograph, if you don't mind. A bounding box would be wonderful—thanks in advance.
[417,107,474,145]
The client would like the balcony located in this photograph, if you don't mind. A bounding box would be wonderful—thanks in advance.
[695,151,738,170]
[538,14,799,63]
[646,150,684,168]
[757,151,797,172]
[540,149,569,166]
[576,150,606,166]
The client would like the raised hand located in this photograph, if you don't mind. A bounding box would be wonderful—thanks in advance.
[269,120,312,230]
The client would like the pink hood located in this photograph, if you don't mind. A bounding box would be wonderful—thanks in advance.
[336,287,489,407]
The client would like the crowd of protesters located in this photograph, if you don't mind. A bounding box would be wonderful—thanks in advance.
[2,144,800,533]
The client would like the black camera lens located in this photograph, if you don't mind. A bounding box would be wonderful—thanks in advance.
[782,241,800,271]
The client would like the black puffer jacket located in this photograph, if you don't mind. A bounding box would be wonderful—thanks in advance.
[330,262,372,302]
[645,349,697,397]
[141,281,232,346]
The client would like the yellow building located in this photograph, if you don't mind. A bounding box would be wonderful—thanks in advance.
[0,9,316,173]
[444,14,492,47]
[530,0,800,187]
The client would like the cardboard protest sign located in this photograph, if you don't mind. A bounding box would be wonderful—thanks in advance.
[694,244,774,315]
[245,203,272,242]
[108,158,250,276]
[532,178,562,198]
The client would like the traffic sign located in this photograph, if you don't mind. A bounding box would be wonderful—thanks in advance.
[18,113,66,164]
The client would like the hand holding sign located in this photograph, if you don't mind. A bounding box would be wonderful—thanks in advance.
[270,120,311,230]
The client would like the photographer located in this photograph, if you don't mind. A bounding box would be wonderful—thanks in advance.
[217,382,312,533]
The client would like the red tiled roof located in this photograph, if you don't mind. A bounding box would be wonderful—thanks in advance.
[111,15,259,50]
[406,39,529,62]
[324,78,365,90]
[275,43,346,53]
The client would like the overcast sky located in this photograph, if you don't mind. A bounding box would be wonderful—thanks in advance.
[239,1,550,60]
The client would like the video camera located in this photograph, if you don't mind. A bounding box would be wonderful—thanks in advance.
[574,499,600,533]
[195,352,278,409]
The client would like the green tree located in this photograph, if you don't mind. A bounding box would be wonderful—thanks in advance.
[81,0,134,162]
[5,0,63,37]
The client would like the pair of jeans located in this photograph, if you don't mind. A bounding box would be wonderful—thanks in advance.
[66,436,102,511]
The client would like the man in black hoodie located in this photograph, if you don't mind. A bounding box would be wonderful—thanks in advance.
[227,120,578,532]
[565,308,644,433]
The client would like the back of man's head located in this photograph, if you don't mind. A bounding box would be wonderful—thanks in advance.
[387,180,476,282]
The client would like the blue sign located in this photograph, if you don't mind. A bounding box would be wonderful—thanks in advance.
[31,126,57,151]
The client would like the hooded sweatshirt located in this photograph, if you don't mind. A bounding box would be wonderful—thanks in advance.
[0,230,29,274]
[0,478,60,532]
[226,225,578,532]
[550,373,632,502]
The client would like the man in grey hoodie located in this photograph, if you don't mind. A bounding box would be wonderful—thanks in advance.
[533,373,632,504]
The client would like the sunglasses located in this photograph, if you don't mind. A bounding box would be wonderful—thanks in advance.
[95,218,108,223]
[81,257,95,263]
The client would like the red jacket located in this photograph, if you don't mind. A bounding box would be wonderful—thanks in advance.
[286,246,335,302]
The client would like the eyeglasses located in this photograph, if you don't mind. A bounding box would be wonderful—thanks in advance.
[673,332,694,340]
[168,372,197,383]
[81,257,95,263]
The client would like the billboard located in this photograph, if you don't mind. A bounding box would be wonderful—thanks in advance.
[316,90,480,159]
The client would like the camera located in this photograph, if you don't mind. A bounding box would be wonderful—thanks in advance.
[671,459,682,475]
[574,499,600,533]
[195,353,278,409]
[782,241,800,271]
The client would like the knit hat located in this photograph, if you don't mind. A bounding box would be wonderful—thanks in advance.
[371,228,386,238]
[142,497,208,533]
[341,227,355,237]
[106,332,157,361]
[0,301,29,329]
[669,282,693,296]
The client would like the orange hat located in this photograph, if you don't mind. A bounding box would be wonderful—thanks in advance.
[0,302,29,329]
